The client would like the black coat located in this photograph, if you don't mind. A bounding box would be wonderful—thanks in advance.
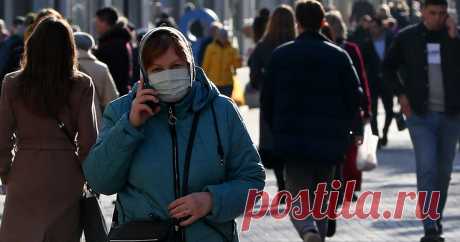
[359,31,394,94]
[383,23,460,115]
[95,25,133,95]
[249,39,284,154]
[248,40,278,90]
[0,35,23,87]
[261,32,363,164]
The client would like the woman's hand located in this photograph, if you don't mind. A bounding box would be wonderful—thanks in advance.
[168,192,213,226]
[129,79,160,128]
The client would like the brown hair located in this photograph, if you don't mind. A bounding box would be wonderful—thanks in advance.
[295,0,325,32]
[18,17,79,116]
[141,30,192,69]
[24,8,64,41]
[262,5,296,47]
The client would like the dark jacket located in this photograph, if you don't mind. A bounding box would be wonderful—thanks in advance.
[95,25,133,95]
[0,35,24,85]
[383,23,460,115]
[249,39,288,154]
[261,31,363,164]
[360,30,394,93]
[248,40,278,90]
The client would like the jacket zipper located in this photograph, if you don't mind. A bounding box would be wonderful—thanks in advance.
[168,105,181,233]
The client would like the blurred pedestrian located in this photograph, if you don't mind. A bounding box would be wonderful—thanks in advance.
[83,26,265,242]
[350,0,376,28]
[130,30,147,87]
[262,1,363,241]
[202,27,242,97]
[361,16,395,148]
[390,0,411,29]
[75,32,119,129]
[377,3,393,20]
[24,8,64,41]
[349,14,372,46]
[94,7,133,96]
[0,17,97,242]
[384,1,460,241]
[197,21,222,66]
[250,4,296,195]
[252,8,270,43]
[0,16,25,83]
[155,12,178,28]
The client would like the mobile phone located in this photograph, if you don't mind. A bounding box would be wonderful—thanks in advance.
[141,70,160,110]
[143,82,159,110]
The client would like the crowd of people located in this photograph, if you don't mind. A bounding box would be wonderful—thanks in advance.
[0,0,458,242]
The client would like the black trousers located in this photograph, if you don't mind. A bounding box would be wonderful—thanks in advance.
[370,82,394,138]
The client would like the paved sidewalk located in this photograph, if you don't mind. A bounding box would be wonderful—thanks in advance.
[236,109,460,242]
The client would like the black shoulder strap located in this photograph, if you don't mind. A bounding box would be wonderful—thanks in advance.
[210,103,225,164]
[182,111,201,196]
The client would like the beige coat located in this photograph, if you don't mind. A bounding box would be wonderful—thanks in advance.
[0,72,98,242]
[78,49,119,129]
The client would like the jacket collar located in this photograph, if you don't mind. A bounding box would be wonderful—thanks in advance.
[417,22,448,35]
[297,30,329,42]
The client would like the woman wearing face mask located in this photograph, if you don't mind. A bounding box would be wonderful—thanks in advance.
[83,27,265,242]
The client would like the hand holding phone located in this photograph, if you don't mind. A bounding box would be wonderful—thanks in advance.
[129,79,161,128]
[143,80,160,111]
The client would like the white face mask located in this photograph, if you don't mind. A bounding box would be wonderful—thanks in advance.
[147,68,191,103]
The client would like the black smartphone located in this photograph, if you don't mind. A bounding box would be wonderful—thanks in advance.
[143,81,160,110]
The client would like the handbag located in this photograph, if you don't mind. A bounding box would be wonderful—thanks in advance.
[108,111,201,242]
[356,124,379,171]
[55,119,109,242]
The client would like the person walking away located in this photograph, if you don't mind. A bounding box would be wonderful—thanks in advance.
[262,1,363,241]
[0,17,97,242]
[250,4,297,197]
[384,1,460,241]
[75,32,119,129]
[361,16,395,148]
[94,7,133,96]
[202,27,242,97]
[252,8,271,43]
